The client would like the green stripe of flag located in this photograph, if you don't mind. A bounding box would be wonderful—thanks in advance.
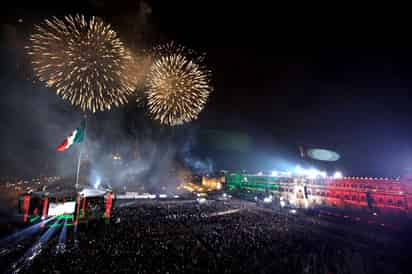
[73,119,86,144]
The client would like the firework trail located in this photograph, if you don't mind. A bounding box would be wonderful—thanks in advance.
[145,42,213,126]
[28,14,138,112]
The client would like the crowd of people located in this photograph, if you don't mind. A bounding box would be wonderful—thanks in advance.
[2,199,411,273]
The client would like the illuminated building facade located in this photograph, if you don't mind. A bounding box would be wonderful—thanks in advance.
[225,172,412,217]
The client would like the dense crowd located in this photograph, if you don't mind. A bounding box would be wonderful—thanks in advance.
[2,199,411,274]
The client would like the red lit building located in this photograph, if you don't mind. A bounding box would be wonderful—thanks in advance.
[302,177,407,216]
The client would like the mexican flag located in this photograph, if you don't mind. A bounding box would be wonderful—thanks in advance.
[57,120,86,152]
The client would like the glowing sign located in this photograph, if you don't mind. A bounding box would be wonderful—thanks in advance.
[48,202,76,216]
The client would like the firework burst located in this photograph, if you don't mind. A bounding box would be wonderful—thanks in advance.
[28,14,137,112]
[145,43,213,126]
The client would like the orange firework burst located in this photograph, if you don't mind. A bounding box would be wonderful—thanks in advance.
[28,14,138,112]
[145,42,213,126]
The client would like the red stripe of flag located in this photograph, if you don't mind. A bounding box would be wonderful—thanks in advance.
[57,139,69,152]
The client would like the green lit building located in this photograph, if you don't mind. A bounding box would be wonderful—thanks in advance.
[225,172,286,194]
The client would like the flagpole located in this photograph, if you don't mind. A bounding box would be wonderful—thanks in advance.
[75,114,87,189]
[75,146,82,189]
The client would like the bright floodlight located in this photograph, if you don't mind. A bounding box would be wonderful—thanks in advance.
[94,175,101,189]
[307,168,319,179]
[333,171,343,179]
[295,165,326,179]
[197,197,207,204]
[294,165,304,175]
[263,195,273,203]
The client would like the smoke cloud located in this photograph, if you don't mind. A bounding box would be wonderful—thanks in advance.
[0,12,202,193]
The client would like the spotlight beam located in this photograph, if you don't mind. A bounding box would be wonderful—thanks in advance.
[0,216,57,248]
[9,219,61,273]
[57,218,68,254]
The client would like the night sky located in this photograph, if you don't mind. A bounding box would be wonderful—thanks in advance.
[1,1,412,178]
